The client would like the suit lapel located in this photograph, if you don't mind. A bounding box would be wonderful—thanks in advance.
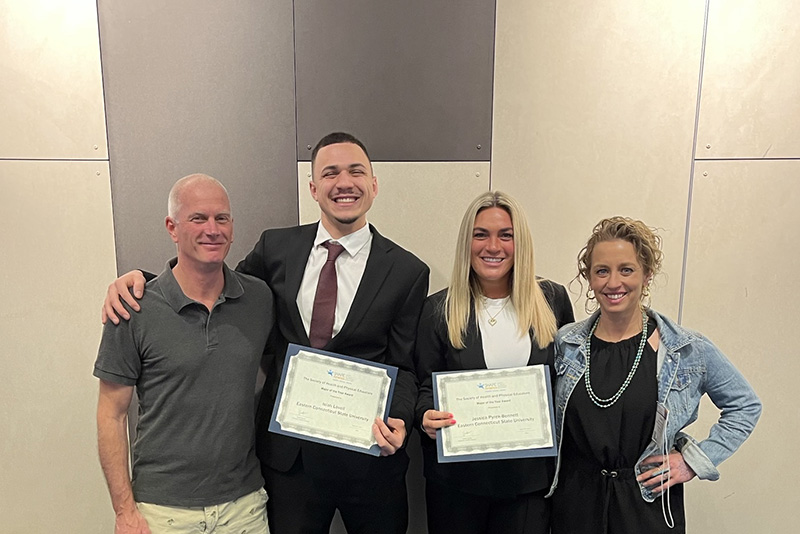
[458,314,489,370]
[284,224,316,345]
[527,330,551,366]
[329,225,391,349]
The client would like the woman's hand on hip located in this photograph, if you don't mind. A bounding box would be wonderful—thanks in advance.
[637,451,697,493]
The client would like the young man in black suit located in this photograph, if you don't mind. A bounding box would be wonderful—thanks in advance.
[103,133,429,534]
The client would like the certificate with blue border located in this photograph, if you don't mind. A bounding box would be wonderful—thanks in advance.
[269,344,397,456]
[433,365,557,463]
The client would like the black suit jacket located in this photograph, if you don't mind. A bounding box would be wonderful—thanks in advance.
[414,280,574,497]
[237,223,429,480]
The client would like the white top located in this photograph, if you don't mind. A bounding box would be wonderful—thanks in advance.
[478,297,532,369]
[297,222,373,339]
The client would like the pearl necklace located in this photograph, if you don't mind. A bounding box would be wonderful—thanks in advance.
[584,310,648,408]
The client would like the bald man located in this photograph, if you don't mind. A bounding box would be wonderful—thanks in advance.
[94,175,273,534]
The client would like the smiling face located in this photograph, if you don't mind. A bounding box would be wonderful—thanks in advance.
[310,142,378,238]
[166,179,233,271]
[470,207,515,298]
[588,239,649,319]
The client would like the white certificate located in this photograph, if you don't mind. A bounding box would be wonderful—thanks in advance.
[269,344,397,456]
[433,365,556,462]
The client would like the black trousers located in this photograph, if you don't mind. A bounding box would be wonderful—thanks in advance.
[425,479,550,534]
[263,454,408,534]
[551,463,685,534]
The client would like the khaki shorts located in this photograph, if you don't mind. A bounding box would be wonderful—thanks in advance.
[137,487,268,534]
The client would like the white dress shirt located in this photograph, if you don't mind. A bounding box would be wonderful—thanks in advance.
[296,222,373,339]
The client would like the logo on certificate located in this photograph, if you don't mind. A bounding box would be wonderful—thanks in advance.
[477,382,507,391]
[327,369,349,381]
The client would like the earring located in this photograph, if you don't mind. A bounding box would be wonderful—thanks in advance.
[641,284,652,309]
[585,287,598,314]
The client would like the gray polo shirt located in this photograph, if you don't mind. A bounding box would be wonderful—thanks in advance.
[94,261,273,507]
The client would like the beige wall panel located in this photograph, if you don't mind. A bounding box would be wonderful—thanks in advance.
[0,0,108,159]
[492,0,706,317]
[681,160,797,531]
[1,161,116,532]
[298,162,490,294]
[696,1,800,159]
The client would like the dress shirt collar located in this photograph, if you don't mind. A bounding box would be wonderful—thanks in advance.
[313,221,372,257]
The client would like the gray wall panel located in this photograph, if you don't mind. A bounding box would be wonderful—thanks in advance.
[295,0,496,162]
[98,0,298,274]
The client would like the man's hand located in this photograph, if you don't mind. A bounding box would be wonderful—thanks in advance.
[114,507,151,534]
[102,270,147,325]
[636,451,697,494]
[420,409,456,440]
[373,417,407,456]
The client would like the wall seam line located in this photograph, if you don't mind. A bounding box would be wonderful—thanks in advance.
[487,0,499,191]
[678,0,712,325]
[292,0,301,225]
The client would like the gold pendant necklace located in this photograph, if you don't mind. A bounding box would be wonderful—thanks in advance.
[485,298,509,326]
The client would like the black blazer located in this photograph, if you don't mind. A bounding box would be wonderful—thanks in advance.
[238,223,429,480]
[414,280,574,497]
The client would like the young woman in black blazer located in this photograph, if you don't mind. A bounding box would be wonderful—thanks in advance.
[415,191,574,534]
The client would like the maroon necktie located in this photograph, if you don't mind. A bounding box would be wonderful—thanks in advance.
[309,241,346,348]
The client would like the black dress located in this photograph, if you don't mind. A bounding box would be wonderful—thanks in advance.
[551,318,686,534]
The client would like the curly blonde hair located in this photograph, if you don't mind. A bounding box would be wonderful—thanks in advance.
[577,216,663,291]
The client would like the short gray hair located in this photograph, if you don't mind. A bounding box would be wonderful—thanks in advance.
[167,174,229,218]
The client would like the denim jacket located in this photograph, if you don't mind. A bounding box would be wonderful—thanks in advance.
[546,309,761,502]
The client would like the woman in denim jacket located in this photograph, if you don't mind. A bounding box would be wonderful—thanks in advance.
[547,217,761,534]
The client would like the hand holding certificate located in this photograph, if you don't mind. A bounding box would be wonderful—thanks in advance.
[269,344,397,456]
[433,365,556,462]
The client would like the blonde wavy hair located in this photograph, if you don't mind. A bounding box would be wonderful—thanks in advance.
[445,191,557,349]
